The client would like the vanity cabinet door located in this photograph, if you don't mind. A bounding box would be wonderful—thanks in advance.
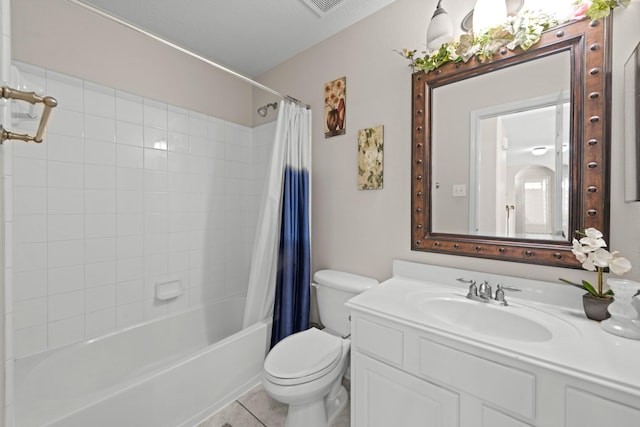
[481,406,535,427]
[566,387,640,427]
[352,352,459,427]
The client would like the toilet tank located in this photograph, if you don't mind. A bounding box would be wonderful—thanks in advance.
[314,270,378,336]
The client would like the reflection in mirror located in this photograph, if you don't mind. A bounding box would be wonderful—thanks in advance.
[624,42,640,202]
[431,51,571,240]
[411,17,612,268]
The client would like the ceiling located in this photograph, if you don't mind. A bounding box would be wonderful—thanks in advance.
[76,0,397,78]
[501,103,570,169]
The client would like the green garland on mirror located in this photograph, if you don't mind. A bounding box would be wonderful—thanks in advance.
[398,1,628,73]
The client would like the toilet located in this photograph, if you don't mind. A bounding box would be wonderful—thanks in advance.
[262,270,378,427]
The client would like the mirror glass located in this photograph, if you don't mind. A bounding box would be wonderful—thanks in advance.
[624,42,640,202]
[411,18,611,268]
[431,51,571,240]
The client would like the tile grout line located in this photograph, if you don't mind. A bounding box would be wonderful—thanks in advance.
[236,400,269,427]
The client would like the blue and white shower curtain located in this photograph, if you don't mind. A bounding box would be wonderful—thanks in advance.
[242,101,311,348]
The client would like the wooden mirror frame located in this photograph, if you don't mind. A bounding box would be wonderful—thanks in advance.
[411,17,611,268]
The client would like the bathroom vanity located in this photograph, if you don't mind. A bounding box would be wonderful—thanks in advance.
[346,261,640,427]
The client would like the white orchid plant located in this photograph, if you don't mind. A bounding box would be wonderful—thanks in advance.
[560,228,632,298]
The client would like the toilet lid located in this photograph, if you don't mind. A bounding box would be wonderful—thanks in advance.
[264,328,344,385]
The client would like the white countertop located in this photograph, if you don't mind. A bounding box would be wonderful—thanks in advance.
[346,260,640,398]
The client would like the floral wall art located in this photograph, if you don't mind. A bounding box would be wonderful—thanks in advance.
[324,76,346,138]
[358,125,384,190]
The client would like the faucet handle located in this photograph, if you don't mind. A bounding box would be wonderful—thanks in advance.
[494,284,509,306]
[478,280,491,298]
[467,282,478,297]
[457,278,478,298]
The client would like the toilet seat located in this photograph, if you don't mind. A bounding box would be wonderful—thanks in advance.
[264,328,344,386]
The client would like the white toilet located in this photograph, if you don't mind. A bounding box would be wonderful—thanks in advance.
[262,270,378,427]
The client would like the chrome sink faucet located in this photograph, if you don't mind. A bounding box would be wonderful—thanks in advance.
[478,280,492,299]
[457,278,519,306]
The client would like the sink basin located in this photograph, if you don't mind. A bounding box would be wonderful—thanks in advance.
[420,297,553,342]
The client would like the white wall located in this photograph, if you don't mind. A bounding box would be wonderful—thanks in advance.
[11,0,254,127]
[610,3,640,280]
[257,0,640,285]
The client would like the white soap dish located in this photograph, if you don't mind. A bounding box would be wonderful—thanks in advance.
[155,279,183,300]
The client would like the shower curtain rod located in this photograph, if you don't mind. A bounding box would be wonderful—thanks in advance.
[65,0,311,109]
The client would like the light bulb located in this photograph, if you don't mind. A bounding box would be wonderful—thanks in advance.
[523,0,574,20]
[473,0,507,33]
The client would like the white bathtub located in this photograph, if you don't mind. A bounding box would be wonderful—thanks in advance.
[15,297,271,427]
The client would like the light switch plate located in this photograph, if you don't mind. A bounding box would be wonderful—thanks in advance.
[453,184,466,197]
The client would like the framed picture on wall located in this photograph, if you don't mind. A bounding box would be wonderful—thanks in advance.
[324,77,346,138]
[358,125,383,190]
[624,42,640,202]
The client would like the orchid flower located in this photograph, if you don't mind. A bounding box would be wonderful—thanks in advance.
[562,228,632,297]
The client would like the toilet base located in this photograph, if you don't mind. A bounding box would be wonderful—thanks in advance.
[284,384,348,427]
[325,384,348,425]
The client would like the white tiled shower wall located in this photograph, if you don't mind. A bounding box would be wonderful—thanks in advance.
[1,0,11,423]
[9,61,274,358]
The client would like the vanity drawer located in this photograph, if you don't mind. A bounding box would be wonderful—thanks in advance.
[352,316,404,367]
[418,338,535,419]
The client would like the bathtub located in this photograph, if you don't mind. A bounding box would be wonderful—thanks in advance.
[15,296,271,427]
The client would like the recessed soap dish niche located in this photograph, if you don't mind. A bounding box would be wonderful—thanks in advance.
[155,279,183,300]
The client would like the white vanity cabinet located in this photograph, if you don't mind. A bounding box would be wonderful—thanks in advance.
[350,311,640,427]
[350,313,537,427]
[347,261,640,427]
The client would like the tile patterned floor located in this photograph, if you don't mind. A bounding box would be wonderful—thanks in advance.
[198,382,350,427]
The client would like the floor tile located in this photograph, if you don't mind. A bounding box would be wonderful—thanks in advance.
[200,383,350,427]
[331,401,350,427]
[197,400,263,427]
[238,384,287,427]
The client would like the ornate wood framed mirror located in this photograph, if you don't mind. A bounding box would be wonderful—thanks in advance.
[411,17,611,268]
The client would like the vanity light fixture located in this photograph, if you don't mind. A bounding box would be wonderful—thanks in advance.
[426,0,454,53]
[472,0,507,33]
[531,146,548,156]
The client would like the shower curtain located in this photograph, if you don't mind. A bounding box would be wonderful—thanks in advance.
[242,100,311,348]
